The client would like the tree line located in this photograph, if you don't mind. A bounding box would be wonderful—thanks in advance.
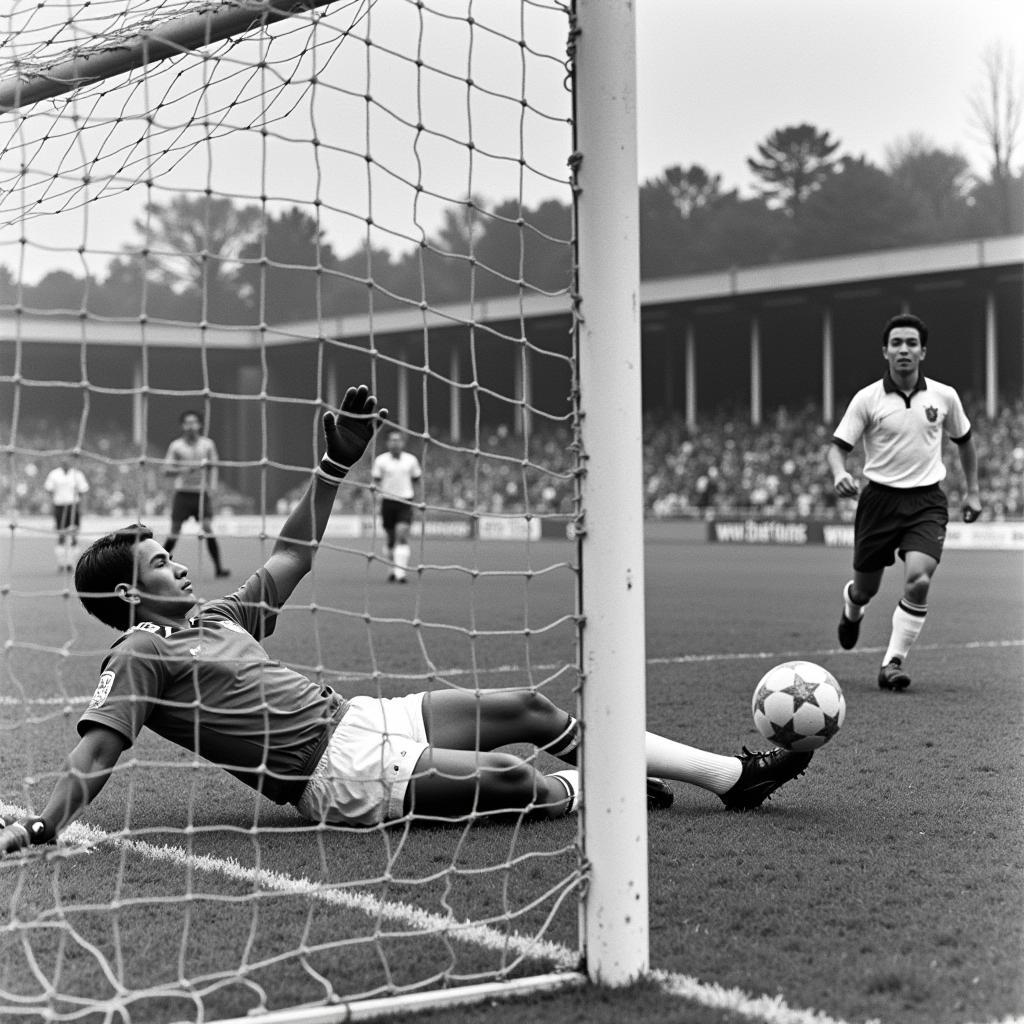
[4,51,1021,326]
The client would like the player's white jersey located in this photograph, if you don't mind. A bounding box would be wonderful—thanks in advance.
[832,375,971,488]
[372,450,422,500]
[44,466,89,506]
[165,435,219,492]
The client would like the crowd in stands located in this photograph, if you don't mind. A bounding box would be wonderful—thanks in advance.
[4,399,1022,522]
[0,421,256,519]
[642,398,1022,521]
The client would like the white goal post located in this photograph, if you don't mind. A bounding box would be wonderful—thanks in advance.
[0,0,647,1017]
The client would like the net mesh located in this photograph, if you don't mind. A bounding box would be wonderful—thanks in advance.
[0,1,586,1018]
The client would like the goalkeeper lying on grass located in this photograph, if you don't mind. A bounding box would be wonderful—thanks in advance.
[0,384,812,856]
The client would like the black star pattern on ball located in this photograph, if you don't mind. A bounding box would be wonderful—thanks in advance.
[779,671,822,712]
[767,718,804,749]
[753,687,771,716]
[816,709,842,741]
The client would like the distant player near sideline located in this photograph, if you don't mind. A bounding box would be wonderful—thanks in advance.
[371,428,421,583]
[0,385,814,856]
[43,456,90,573]
[827,313,981,691]
[163,410,229,578]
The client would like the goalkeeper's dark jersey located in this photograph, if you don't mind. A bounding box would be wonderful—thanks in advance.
[78,569,349,804]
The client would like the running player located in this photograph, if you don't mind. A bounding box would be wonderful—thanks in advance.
[43,456,90,573]
[827,313,982,690]
[163,410,230,578]
[371,428,421,583]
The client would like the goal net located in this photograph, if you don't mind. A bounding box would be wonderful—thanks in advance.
[0,1,647,1020]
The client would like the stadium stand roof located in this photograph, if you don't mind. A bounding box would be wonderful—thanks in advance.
[2,235,1020,348]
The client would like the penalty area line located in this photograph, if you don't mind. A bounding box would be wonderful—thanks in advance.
[648,637,1024,667]
[2,638,1021,709]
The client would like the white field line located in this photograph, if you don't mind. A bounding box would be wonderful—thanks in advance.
[2,810,1019,1024]
[2,638,1021,709]
[0,805,850,1024]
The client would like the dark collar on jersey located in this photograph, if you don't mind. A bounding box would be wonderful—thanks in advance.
[882,372,927,395]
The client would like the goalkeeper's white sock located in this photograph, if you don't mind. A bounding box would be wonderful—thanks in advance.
[546,770,580,815]
[54,544,65,570]
[883,600,927,665]
[394,543,411,581]
[548,715,581,760]
[645,733,741,795]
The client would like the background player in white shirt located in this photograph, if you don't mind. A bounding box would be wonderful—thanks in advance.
[371,429,422,583]
[0,385,815,855]
[163,410,230,578]
[827,313,981,691]
[43,457,90,573]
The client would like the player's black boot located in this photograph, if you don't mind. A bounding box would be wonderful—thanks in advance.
[878,658,911,691]
[837,582,864,650]
[720,747,813,811]
[646,777,674,810]
[837,612,861,650]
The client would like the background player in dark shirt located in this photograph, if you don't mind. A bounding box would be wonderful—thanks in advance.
[1,385,813,855]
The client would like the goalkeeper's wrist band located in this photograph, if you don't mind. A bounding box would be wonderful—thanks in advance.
[315,456,349,484]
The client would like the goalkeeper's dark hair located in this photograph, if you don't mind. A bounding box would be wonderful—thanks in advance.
[882,313,928,348]
[75,524,153,631]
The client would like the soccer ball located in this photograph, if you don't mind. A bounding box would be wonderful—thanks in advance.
[751,661,846,752]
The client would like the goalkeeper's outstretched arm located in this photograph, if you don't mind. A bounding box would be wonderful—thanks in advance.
[0,724,126,855]
[264,385,385,604]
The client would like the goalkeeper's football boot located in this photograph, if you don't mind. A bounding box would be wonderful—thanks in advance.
[878,658,911,691]
[646,777,675,811]
[720,747,812,811]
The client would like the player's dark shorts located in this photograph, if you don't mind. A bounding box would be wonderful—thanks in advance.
[380,498,413,535]
[52,504,80,531]
[852,481,948,572]
[170,490,210,524]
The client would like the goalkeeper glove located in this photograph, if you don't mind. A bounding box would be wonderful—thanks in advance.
[317,385,387,483]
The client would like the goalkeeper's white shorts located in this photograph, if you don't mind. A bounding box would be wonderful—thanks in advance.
[296,692,429,826]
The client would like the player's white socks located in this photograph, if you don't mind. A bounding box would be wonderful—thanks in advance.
[883,600,927,665]
[548,716,581,760]
[843,580,867,621]
[644,733,742,795]
[548,720,741,795]
[54,544,66,570]
[394,543,411,581]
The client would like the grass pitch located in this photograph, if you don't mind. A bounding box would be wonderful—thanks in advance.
[1,530,1022,1024]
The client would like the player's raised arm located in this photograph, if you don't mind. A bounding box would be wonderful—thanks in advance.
[264,385,386,603]
[0,724,126,856]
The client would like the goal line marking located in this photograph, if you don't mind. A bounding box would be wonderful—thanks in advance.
[0,803,861,1024]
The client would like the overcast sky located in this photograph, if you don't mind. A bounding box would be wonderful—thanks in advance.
[636,0,1023,192]
[1,0,1020,285]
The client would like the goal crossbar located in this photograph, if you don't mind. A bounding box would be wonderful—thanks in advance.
[0,0,337,112]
